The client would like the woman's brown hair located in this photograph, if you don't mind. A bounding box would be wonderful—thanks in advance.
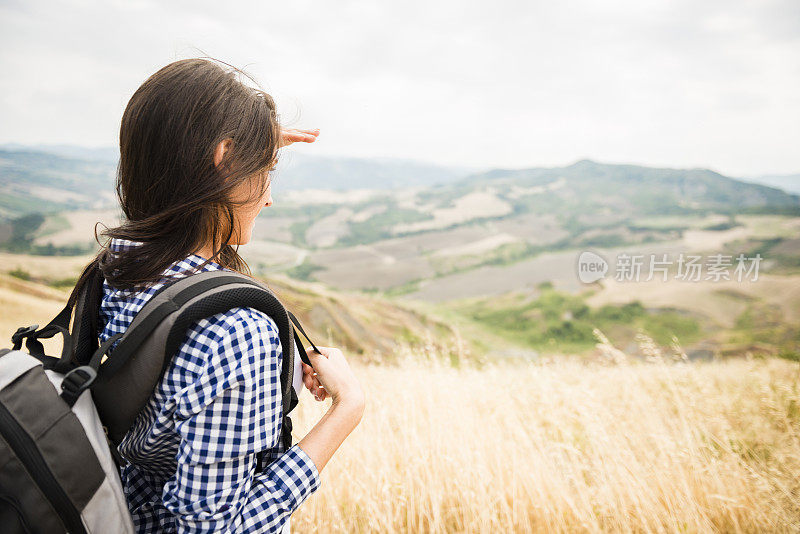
[67,57,280,309]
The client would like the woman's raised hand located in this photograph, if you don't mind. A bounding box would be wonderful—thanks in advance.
[279,127,320,148]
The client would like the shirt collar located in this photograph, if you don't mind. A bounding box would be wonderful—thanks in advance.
[107,237,227,273]
[108,237,142,254]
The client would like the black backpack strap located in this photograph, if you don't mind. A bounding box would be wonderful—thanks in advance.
[288,310,320,366]
[71,264,105,366]
[95,275,267,377]
[11,301,74,372]
[87,270,319,448]
[10,262,105,373]
[60,332,122,407]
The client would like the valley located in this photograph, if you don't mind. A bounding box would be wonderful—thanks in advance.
[2,147,798,361]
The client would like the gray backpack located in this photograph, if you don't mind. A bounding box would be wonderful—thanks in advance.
[0,265,318,533]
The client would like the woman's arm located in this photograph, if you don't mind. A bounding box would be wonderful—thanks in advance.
[297,346,365,474]
[163,308,323,533]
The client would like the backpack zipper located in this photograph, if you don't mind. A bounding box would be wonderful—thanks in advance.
[0,399,87,534]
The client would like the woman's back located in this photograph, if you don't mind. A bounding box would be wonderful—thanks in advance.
[98,237,318,533]
[66,57,364,533]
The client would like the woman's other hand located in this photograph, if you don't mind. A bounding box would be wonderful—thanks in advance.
[279,127,319,147]
[296,346,365,474]
[303,347,365,412]
[302,361,327,402]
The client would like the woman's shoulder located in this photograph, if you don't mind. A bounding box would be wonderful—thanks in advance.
[176,265,284,357]
[175,304,284,383]
[170,305,286,432]
[100,258,284,367]
[171,304,287,459]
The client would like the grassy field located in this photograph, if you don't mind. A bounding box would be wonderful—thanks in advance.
[289,347,800,533]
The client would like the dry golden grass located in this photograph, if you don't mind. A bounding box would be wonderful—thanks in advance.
[0,274,68,352]
[289,345,800,533]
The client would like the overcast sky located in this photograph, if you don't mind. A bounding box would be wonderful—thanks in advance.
[1,0,798,176]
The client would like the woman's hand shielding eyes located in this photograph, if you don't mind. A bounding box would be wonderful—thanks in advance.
[279,127,320,148]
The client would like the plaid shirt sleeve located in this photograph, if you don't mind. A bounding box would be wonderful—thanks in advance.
[161,307,321,533]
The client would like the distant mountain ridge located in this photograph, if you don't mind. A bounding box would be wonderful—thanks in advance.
[0,143,120,162]
[274,157,800,259]
[0,143,475,194]
[452,158,800,213]
[1,144,798,225]
[0,148,117,219]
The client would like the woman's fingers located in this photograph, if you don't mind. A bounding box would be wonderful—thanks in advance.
[302,368,315,390]
[279,127,320,147]
[311,375,326,400]
[294,128,320,139]
[302,361,327,401]
[286,131,316,142]
[310,378,326,401]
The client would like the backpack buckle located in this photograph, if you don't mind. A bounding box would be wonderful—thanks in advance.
[11,324,39,350]
[60,365,98,407]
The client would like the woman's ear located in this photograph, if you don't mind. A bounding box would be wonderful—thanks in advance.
[213,138,233,169]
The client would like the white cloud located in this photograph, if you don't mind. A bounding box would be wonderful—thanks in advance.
[0,0,798,176]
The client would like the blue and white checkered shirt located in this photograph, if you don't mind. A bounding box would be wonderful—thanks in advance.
[98,237,320,533]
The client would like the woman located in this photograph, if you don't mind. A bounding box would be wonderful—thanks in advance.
[67,58,365,533]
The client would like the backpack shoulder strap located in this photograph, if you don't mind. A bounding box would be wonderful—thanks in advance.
[71,263,105,366]
[83,270,313,448]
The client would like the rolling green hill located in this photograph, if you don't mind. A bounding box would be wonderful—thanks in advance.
[0,148,117,219]
[459,159,800,214]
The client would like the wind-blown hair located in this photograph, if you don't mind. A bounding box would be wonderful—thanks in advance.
[68,57,280,308]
